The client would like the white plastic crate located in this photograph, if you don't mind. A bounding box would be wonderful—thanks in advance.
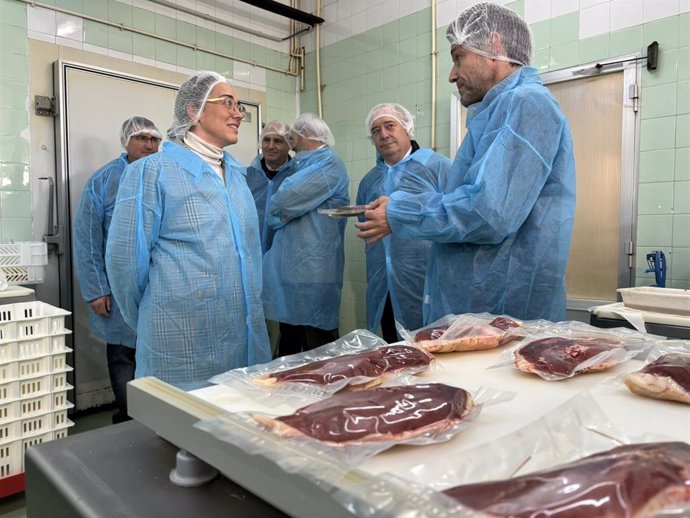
[0,379,21,403]
[0,243,48,268]
[0,419,74,478]
[0,362,18,383]
[0,265,45,286]
[0,414,47,444]
[0,400,19,422]
[19,394,52,417]
[0,334,71,363]
[0,407,75,445]
[0,440,21,479]
[0,391,73,422]
[0,242,47,288]
[52,390,70,410]
[17,351,72,379]
[18,356,52,379]
[0,301,70,343]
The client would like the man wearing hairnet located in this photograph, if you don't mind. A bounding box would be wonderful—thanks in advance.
[357,2,576,323]
[246,120,295,254]
[73,116,161,423]
[357,103,450,341]
[106,71,271,390]
[262,113,349,356]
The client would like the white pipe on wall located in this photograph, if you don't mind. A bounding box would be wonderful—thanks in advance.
[315,0,323,117]
[16,0,299,77]
[431,0,438,151]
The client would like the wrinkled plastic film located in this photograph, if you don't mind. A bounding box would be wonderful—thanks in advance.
[339,392,690,518]
[197,384,509,468]
[405,391,627,490]
[401,313,524,353]
[621,341,690,404]
[491,323,659,380]
[440,441,690,517]
[209,329,387,399]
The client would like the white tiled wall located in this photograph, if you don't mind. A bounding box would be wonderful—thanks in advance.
[307,0,690,53]
[524,0,551,24]
[579,2,609,39]
[24,0,294,90]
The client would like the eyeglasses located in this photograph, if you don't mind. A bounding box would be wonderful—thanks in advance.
[130,135,161,144]
[206,96,246,115]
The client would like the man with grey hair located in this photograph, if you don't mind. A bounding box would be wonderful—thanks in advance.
[246,120,295,254]
[262,113,349,356]
[357,2,576,324]
[356,103,450,340]
[73,116,161,423]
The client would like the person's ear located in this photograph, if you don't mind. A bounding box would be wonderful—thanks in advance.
[488,32,505,59]
[186,103,199,124]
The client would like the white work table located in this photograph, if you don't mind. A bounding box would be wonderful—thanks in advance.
[189,339,689,484]
[119,334,689,517]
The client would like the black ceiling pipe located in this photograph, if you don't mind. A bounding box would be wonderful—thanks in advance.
[238,0,324,27]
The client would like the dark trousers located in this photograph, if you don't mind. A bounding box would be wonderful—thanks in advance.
[380,294,399,343]
[106,343,136,424]
[276,323,339,357]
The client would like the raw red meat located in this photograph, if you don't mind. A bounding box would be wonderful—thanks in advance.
[488,316,521,331]
[414,317,522,353]
[515,336,625,378]
[254,345,433,389]
[414,326,449,342]
[443,441,690,518]
[253,383,473,444]
[624,353,690,404]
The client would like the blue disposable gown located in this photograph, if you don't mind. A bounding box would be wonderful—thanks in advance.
[387,67,576,323]
[356,147,450,333]
[262,146,349,330]
[73,153,136,347]
[106,141,271,389]
[245,155,296,253]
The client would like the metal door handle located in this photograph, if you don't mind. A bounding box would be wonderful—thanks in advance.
[38,177,64,255]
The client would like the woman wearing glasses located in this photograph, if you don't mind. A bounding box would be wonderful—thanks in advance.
[106,71,271,390]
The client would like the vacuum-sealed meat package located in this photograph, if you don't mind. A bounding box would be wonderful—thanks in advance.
[210,330,433,400]
[409,314,523,353]
[624,344,690,404]
[253,383,474,445]
[442,441,690,518]
[504,325,653,380]
[253,345,434,390]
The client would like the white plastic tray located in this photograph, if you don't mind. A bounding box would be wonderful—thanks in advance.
[618,287,690,315]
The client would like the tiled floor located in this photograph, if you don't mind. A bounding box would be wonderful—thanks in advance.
[0,408,116,518]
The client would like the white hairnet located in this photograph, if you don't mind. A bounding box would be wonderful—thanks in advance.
[446,2,532,66]
[167,71,228,139]
[260,120,291,144]
[365,103,415,138]
[120,116,161,147]
[291,113,335,146]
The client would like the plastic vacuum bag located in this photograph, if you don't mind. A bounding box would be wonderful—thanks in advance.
[335,392,690,518]
[492,322,658,380]
[209,329,435,403]
[622,340,690,404]
[196,383,513,467]
[399,313,524,353]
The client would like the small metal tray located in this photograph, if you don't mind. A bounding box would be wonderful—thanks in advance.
[317,205,367,218]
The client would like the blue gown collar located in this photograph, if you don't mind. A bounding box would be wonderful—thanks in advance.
[466,66,540,123]
[162,141,240,178]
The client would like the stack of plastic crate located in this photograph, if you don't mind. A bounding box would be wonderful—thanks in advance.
[0,242,48,287]
[0,301,74,481]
